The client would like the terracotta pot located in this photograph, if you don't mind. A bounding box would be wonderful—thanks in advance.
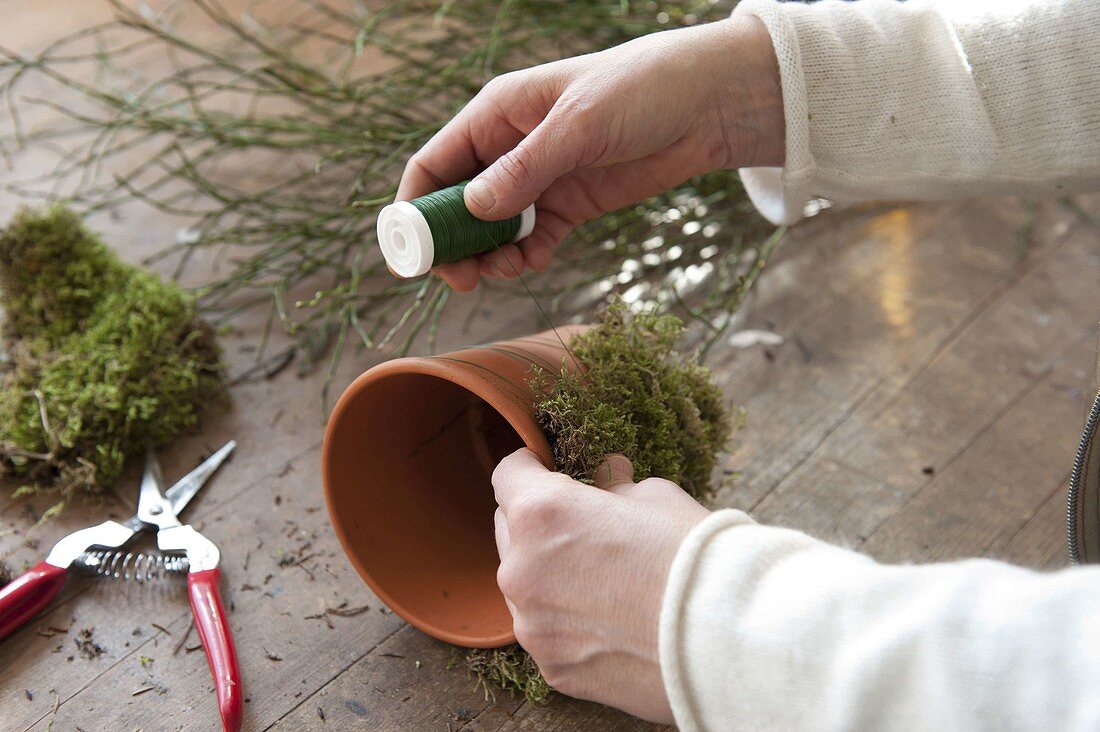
[323,326,585,648]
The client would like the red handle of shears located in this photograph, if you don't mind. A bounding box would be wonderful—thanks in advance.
[0,561,68,642]
[187,568,242,732]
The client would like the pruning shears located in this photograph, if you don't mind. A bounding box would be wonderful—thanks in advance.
[0,441,242,732]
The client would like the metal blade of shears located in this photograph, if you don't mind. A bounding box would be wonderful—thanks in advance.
[166,440,236,518]
[118,441,236,533]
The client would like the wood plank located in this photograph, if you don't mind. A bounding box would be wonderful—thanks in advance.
[862,333,1097,564]
[993,480,1072,571]
[267,627,667,732]
[751,216,1098,552]
[501,697,669,732]
[818,208,1092,495]
[696,202,950,382]
[267,626,527,732]
[717,197,1069,514]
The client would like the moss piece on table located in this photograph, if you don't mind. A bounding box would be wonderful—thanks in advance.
[0,204,128,344]
[457,645,552,705]
[0,206,225,502]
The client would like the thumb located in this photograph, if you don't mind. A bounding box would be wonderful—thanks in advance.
[465,113,585,220]
[593,454,635,492]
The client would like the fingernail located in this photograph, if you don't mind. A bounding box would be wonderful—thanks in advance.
[465,178,495,213]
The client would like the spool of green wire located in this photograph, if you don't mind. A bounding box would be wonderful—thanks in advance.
[377,181,536,277]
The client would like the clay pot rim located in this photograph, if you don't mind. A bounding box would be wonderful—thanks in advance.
[322,355,553,648]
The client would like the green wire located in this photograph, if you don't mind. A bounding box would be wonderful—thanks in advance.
[410,181,522,265]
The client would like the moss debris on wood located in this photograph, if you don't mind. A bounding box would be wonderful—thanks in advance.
[0,205,225,506]
[457,646,552,705]
[74,627,106,660]
[461,303,734,701]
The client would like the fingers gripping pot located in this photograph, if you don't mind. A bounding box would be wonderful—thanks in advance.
[322,327,585,647]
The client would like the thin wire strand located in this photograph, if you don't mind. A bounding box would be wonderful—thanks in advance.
[497,247,583,373]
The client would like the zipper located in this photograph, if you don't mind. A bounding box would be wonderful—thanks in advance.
[1067,386,1100,564]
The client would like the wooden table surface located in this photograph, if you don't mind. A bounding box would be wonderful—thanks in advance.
[2,4,1100,731]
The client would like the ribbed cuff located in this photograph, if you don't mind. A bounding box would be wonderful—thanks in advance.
[733,0,814,225]
[659,509,756,732]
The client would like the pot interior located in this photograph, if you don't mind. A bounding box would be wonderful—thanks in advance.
[326,371,525,646]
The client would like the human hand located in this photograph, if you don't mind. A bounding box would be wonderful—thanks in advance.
[396,14,783,291]
[491,448,710,722]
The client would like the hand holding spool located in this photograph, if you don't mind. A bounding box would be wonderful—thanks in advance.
[386,14,783,290]
[377,182,535,278]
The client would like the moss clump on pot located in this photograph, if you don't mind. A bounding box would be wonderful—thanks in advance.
[463,303,734,703]
[0,205,225,505]
[535,303,732,496]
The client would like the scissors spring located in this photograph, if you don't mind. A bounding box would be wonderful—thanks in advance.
[77,549,189,583]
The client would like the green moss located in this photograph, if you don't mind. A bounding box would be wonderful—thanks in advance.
[0,206,128,343]
[460,303,733,701]
[535,303,732,499]
[454,646,552,705]
[0,206,225,502]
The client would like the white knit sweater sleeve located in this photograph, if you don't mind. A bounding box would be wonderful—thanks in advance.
[733,0,1100,224]
[660,510,1100,731]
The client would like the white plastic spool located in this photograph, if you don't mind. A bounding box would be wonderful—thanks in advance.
[377,200,536,278]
